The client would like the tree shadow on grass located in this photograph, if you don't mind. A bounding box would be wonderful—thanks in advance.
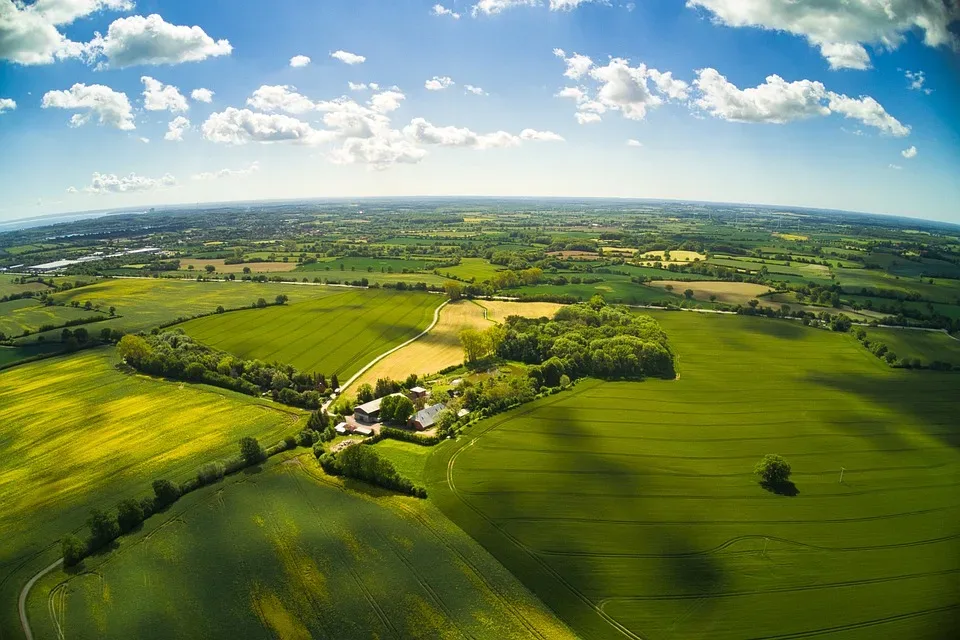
[760,480,799,497]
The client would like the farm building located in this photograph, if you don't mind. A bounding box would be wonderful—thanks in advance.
[409,386,427,399]
[410,403,446,431]
[334,422,348,435]
[354,426,373,436]
[354,393,404,424]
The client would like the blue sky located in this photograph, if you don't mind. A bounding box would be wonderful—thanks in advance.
[1,0,958,223]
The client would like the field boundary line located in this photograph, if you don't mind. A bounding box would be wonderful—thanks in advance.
[334,299,449,398]
[18,557,62,640]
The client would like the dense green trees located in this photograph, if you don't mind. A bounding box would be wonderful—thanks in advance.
[380,394,414,424]
[239,436,266,465]
[754,454,792,486]
[319,444,426,498]
[152,479,180,507]
[61,534,86,567]
[87,508,120,547]
[356,383,375,403]
[116,498,145,532]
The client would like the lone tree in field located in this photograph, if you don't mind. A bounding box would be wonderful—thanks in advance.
[239,436,266,465]
[62,534,86,567]
[683,289,694,300]
[444,281,462,301]
[754,454,792,486]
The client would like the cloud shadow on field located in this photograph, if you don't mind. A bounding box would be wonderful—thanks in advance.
[738,317,806,340]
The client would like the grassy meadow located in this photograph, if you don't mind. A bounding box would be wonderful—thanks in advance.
[861,327,960,367]
[439,257,505,282]
[0,299,109,337]
[426,312,960,640]
[181,288,440,378]
[27,457,574,640]
[0,348,304,635]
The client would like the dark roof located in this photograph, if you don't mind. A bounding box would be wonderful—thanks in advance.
[412,403,446,428]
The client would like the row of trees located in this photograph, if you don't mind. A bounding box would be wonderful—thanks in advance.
[318,443,426,498]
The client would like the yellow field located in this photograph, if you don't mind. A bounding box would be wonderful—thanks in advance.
[179,258,297,273]
[478,300,564,323]
[773,232,809,241]
[348,300,491,390]
[646,280,773,304]
[0,348,303,572]
[639,249,707,263]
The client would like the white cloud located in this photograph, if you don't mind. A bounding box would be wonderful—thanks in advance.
[432,4,461,19]
[41,83,135,130]
[193,161,261,180]
[330,136,427,169]
[901,145,917,159]
[84,13,232,68]
[686,0,960,70]
[138,136,149,143]
[888,164,902,170]
[83,171,176,194]
[164,115,190,141]
[0,0,130,65]
[905,70,932,94]
[289,54,310,67]
[589,58,663,121]
[519,128,564,141]
[348,82,369,91]
[247,85,317,114]
[472,0,538,16]
[575,112,602,124]
[549,0,607,10]
[425,76,455,91]
[0,97,16,113]
[647,69,690,100]
[66,186,78,193]
[553,48,594,79]
[464,84,487,96]
[330,49,365,65]
[556,86,588,102]
[404,117,518,149]
[201,107,332,145]
[693,68,910,136]
[368,89,405,113]
[626,138,643,147]
[191,87,214,103]
[141,76,188,112]
[693,69,829,124]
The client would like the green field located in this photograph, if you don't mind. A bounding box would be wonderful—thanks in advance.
[0,348,304,635]
[0,274,48,297]
[180,288,440,378]
[44,278,345,338]
[27,457,574,640]
[374,439,432,485]
[835,268,960,304]
[518,274,682,304]
[0,299,108,337]
[295,256,441,272]
[440,257,505,282]
[426,312,960,640]
[861,327,960,367]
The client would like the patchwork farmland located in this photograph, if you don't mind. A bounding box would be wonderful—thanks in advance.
[427,312,960,640]
[180,288,441,378]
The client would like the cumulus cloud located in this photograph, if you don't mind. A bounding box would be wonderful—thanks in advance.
[0,0,130,65]
[901,145,917,159]
[403,118,563,148]
[519,128,564,141]
[164,115,190,141]
[425,76,455,91]
[905,70,932,94]
[626,138,643,147]
[82,171,176,194]
[201,107,332,145]
[191,87,214,103]
[247,84,317,114]
[464,84,487,96]
[84,13,232,68]
[330,49,365,65]
[41,83,135,129]
[693,68,910,136]
[472,0,605,15]
[553,48,593,79]
[647,69,690,100]
[289,54,310,67]
[0,97,15,113]
[141,76,188,112]
[193,161,260,180]
[686,0,960,70]
[432,4,461,18]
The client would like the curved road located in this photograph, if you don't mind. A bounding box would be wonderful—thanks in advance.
[18,558,62,640]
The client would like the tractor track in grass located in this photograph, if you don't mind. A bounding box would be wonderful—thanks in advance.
[743,603,960,639]
[597,567,960,604]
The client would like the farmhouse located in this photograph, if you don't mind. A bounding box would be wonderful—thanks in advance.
[410,402,445,431]
[354,393,404,424]
[409,386,427,400]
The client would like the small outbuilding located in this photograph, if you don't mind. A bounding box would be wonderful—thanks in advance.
[353,426,373,436]
[409,386,427,399]
[334,422,348,435]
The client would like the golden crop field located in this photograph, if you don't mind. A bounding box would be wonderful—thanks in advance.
[348,300,491,390]
[479,300,564,323]
[639,249,707,263]
[646,280,773,304]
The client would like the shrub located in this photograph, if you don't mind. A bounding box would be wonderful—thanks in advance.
[62,534,87,567]
[152,479,181,507]
[239,436,266,465]
[283,435,297,449]
[197,461,225,485]
[754,454,791,486]
[116,498,145,533]
[87,508,120,548]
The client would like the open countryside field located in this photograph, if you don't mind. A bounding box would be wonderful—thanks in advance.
[178,258,297,273]
[374,439,432,485]
[478,300,565,323]
[182,288,440,378]
[46,278,345,337]
[0,348,303,635]
[0,274,49,297]
[645,280,773,305]
[27,457,575,640]
[426,312,960,640]
[861,327,960,367]
[0,299,108,336]
[348,299,490,391]
[440,257,505,282]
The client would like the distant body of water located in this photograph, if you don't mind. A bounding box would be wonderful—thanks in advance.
[0,211,144,233]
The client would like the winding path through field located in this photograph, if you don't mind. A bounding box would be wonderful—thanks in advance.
[18,558,61,640]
